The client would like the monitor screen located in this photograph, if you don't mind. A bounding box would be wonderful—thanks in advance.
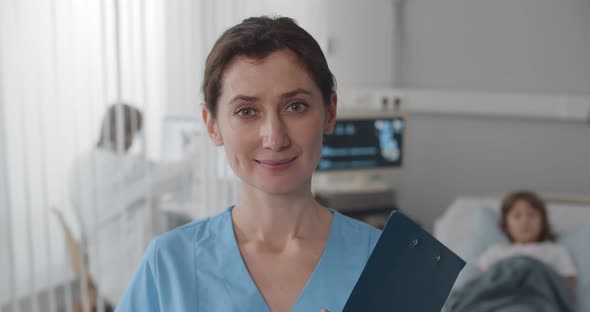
[317,116,404,171]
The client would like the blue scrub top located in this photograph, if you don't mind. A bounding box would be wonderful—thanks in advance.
[116,207,381,312]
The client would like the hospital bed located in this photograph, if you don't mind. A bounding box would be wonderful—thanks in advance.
[434,194,590,311]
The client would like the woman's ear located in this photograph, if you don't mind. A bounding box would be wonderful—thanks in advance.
[202,108,224,146]
[323,93,337,134]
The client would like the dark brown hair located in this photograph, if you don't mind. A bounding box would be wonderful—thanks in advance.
[500,191,555,242]
[202,16,336,119]
[97,103,142,151]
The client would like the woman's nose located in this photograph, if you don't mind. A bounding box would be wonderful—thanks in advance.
[261,115,290,151]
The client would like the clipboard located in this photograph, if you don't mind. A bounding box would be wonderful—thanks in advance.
[343,211,466,311]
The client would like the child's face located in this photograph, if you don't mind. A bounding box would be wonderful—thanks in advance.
[505,200,543,244]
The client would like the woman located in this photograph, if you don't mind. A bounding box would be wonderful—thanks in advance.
[68,103,147,310]
[116,16,381,312]
[69,104,193,309]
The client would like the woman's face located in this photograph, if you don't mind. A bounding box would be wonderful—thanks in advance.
[203,49,337,195]
[505,200,543,244]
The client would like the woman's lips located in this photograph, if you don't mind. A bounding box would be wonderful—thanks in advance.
[256,156,297,171]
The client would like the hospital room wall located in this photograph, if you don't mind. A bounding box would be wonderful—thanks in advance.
[399,0,590,96]
[396,0,590,229]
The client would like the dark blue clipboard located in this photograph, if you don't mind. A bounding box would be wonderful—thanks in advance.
[343,211,466,311]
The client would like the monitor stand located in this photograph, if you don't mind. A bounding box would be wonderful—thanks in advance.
[312,171,398,227]
[312,171,390,194]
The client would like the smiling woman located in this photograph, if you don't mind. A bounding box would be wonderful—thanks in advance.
[115,16,382,312]
[205,50,331,196]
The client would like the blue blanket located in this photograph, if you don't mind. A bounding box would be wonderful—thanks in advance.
[446,256,575,312]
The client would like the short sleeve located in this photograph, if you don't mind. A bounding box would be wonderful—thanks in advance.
[554,245,577,277]
[477,244,501,272]
[115,239,161,312]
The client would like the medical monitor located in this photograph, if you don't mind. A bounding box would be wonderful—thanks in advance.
[317,114,404,171]
[313,113,405,193]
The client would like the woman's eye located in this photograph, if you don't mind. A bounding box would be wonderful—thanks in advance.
[235,107,256,118]
[286,102,306,112]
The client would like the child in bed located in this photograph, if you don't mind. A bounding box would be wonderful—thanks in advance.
[477,191,577,294]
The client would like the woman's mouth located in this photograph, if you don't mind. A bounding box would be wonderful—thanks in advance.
[256,157,297,171]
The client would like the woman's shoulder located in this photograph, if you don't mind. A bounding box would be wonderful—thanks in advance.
[117,210,231,310]
[331,209,382,248]
[333,210,381,233]
[151,208,230,255]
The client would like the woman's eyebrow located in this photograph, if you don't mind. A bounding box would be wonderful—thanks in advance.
[229,88,312,105]
[229,95,258,105]
[281,88,312,99]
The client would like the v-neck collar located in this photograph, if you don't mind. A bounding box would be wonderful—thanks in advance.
[215,206,339,312]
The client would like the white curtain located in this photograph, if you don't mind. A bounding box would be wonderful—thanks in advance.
[0,1,169,311]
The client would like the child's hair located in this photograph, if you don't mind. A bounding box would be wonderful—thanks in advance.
[500,191,555,242]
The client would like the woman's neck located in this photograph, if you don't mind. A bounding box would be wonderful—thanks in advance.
[231,184,332,245]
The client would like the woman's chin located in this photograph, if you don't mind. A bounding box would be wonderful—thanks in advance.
[250,177,311,196]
